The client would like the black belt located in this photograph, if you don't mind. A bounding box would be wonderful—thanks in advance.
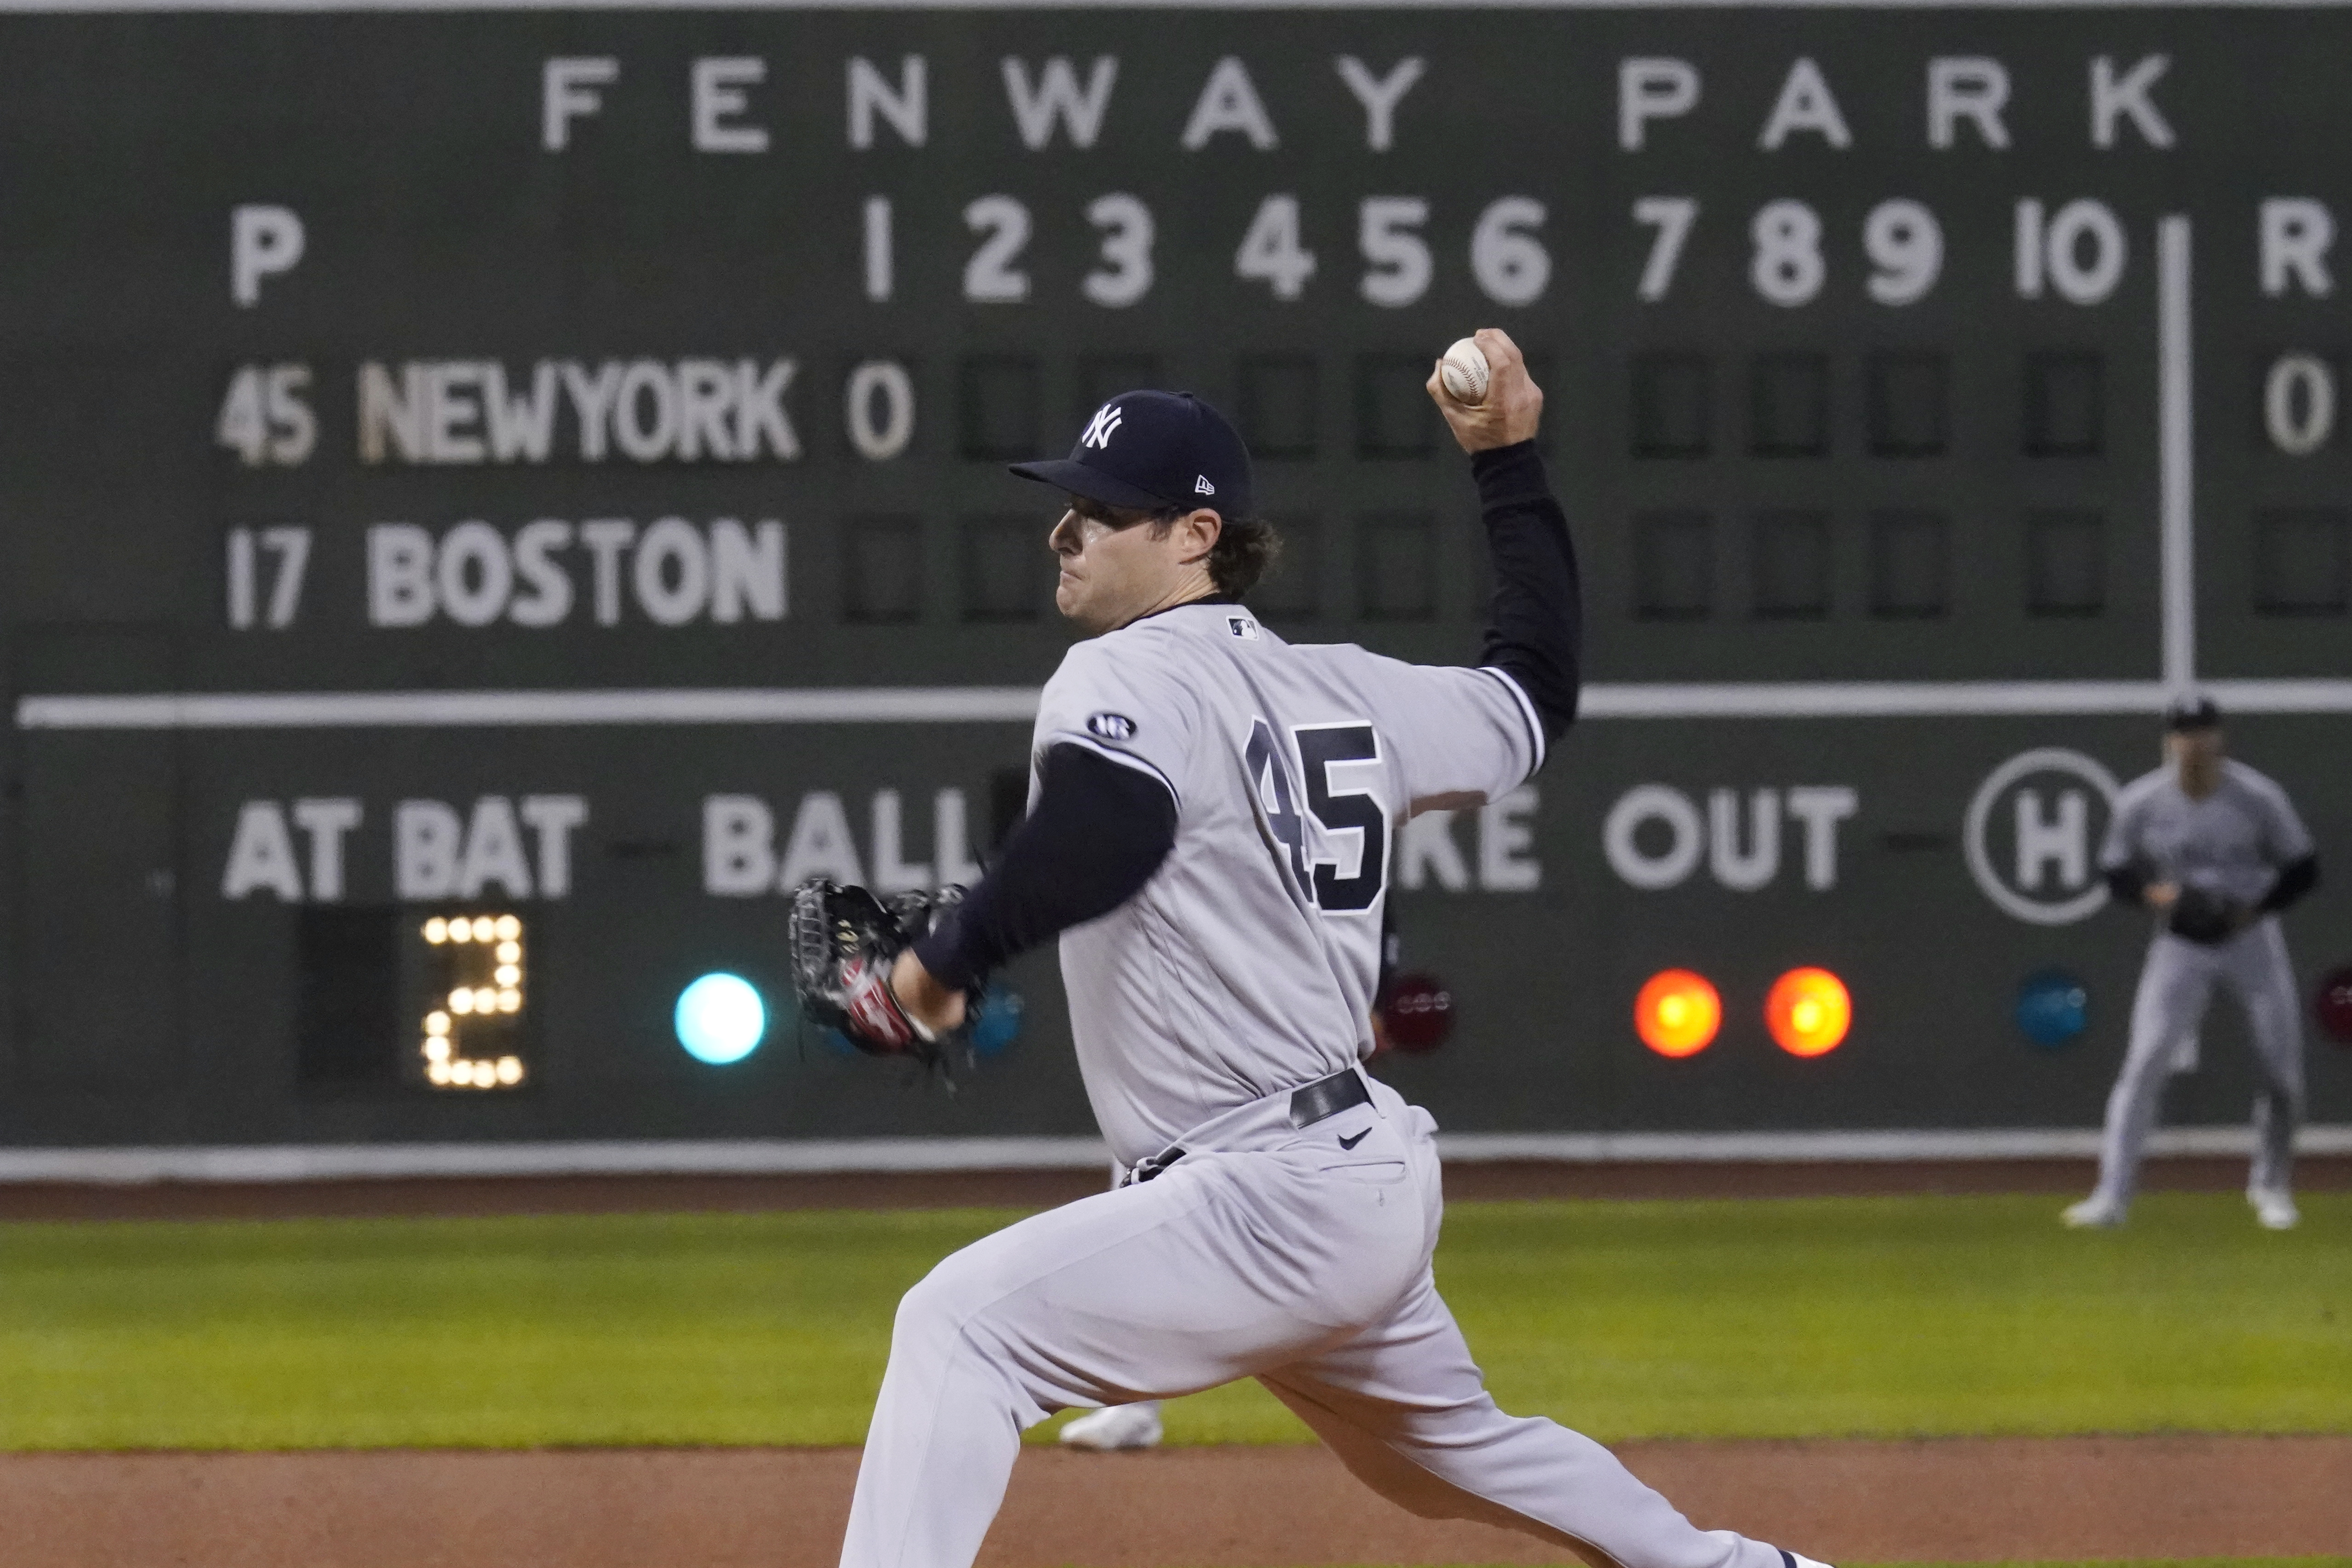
[1287,1066,1372,1128]
[1126,1069,1372,1186]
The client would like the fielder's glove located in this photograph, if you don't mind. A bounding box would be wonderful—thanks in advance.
[788,878,974,1063]
[2167,886,2244,947]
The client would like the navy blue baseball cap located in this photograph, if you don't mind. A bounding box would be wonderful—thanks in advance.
[1010,390,1253,520]
[2164,692,2222,731]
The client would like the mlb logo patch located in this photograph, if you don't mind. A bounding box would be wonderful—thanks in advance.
[1226,615,1260,641]
[1087,711,1138,741]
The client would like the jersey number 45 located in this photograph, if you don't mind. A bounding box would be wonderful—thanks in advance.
[1247,718,1386,914]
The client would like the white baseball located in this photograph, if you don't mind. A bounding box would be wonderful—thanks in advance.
[1439,337,1491,405]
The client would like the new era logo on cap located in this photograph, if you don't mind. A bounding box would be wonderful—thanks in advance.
[1007,390,1254,521]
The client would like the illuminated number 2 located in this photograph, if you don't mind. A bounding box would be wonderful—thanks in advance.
[419,912,528,1090]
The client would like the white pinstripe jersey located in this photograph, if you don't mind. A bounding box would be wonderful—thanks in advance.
[2099,758,2313,909]
[1031,601,1542,1165]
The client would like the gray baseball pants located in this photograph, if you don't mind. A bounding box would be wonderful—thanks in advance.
[839,1075,1794,1568]
[2093,916,2305,1204]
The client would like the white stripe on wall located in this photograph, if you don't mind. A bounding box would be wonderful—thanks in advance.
[0,0,2341,13]
[2157,215,2197,693]
[22,679,2352,732]
[14,687,1045,730]
[3,1124,2345,1184]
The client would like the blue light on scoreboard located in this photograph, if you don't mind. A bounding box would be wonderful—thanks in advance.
[2015,969,2090,1050]
[675,973,767,1064]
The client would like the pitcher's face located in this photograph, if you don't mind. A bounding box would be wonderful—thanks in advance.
[1048,500,1220,633]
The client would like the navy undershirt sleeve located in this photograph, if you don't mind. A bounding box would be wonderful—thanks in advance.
[1471,441,1582,743]
[2105,864,2150,908]
[912,741,1178,990]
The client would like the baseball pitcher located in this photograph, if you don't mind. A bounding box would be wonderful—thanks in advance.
[801,333,1831,1568]
[2067,695,2321,1231]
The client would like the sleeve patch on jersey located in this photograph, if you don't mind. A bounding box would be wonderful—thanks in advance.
[1086,711,1139,741]
[1226,614,1261,641]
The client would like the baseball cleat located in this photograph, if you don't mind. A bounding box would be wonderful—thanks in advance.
[2061,1196,2127,1229]
[1059,1401,1164,1451]
[2249,1188,2300,1230]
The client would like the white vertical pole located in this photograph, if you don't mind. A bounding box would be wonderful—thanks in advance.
[2157,215,2195,693]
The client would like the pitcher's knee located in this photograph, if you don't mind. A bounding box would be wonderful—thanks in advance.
[892,1259,984,1352]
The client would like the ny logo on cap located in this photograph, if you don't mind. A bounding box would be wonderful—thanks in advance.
[1081,404,1123,450]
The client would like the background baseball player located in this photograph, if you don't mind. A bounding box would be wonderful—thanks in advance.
[813,332,1832,1568]
[2068,696,2321,1231]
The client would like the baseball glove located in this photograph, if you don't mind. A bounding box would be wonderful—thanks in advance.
[788,879,973,1062]
[2167,886,2244,947]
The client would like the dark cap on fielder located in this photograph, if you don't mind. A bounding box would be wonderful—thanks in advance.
[1010,390,1253,520]
[2164,692,2222,732]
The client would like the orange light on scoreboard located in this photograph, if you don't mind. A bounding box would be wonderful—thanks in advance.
[1635,969,1722,1058]
[1766,968,1851,1057]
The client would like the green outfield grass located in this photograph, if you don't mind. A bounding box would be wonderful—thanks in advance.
[0,1192,2342,1449]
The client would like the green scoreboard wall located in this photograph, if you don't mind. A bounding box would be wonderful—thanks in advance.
[3,1,2347,1151]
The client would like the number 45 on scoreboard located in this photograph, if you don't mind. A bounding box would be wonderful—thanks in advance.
[216,361,315,467]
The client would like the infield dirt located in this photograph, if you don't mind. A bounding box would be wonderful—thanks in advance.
[5,1437,2348,1567]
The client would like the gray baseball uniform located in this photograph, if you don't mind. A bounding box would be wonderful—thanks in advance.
[2091,758,2315,1203]
[838,600,1802,1568]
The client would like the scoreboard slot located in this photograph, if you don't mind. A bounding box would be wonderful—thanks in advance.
[1748,352,1831,458]
[1356,513,1438,623]
[957,355,1042,462]
[1630,353,1713,459]
[2022,352,2106,458]
[1352,356,1438,460]
[1633,511,1715,623]
[293,908,537,1094]
[1751,511,1833,621]
[1866,511,1951,621]
[841,515,926,626]
[1237,355,1319,460]
[2251,510,2350,617]
[1864,352,1948,458]
[958,516,1051,623]
[2024,512,2108,619]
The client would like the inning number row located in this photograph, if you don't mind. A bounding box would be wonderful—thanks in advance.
[872,194,2334,310]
